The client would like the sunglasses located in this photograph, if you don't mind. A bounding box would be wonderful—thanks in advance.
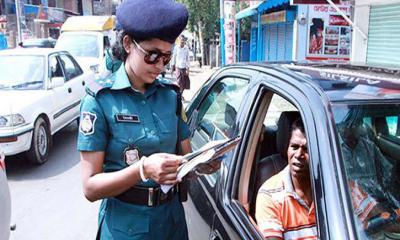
[131,38,172,66]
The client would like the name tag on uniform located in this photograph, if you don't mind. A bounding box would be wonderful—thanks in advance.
[115,114,140,123]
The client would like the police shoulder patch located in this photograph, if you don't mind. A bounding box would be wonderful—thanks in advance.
[80,112,97,135]
[85,77,115,97]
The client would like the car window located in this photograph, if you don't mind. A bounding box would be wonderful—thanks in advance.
[0,55,45,90]
[386,116,399,138]
[247,91,300,217]
[49,55,64,79]
[332,103,400,239]
[58,54,83,81]
[235,87,318,239]
[191,77,248,185]
[264,94,298,128]
[56,34,100,58]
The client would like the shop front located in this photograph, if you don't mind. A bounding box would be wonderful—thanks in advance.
[352,0,400,67]
[236,0,295,62]
[261,10,296,62]
[236,0,352,63]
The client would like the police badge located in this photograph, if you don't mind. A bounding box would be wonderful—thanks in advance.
[124,145,141,166]
[80,112,97,135]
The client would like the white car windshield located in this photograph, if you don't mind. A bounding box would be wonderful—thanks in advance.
[56,34,100,58]
[0,55,45,90]
[333,103,400,239]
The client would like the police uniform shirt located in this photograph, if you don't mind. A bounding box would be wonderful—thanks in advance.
[77,64,189,179]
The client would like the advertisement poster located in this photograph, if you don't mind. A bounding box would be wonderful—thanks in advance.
[306,4,351,61]
[224,0,236,64]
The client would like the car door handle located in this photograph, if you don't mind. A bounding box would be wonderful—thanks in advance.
[68,87,72,93]
[82,81,85,86]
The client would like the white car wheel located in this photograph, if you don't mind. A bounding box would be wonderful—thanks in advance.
[26,117,50,164]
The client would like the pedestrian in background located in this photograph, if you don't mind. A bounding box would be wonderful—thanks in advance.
[98,21,123,79]
[172,35,190,96]
[77,0,193,239]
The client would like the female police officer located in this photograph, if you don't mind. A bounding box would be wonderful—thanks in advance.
[77,0,192,239]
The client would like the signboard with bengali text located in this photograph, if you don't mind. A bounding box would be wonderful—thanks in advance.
[306,3,351,61]
[261,11,286,24]
[291,0,340,4]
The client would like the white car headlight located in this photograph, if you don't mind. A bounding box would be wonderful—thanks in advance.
[0,114,26,127]
[90,64,99,74]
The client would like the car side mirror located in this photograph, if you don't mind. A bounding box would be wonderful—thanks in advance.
[49,77,64,88]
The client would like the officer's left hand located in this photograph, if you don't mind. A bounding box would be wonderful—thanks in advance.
[143,153,183,185]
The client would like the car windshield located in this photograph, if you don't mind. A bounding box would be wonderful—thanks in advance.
[23,39,54,48]
[56,34,99,58]
[332,103,400,239]
[0,55,45,90]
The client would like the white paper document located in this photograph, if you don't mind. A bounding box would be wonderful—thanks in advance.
[161,136,240,193]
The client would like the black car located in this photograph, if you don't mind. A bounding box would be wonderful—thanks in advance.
[184,63,400,240]
[22,38,57,48]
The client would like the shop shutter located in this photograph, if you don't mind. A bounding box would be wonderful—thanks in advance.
[277,23,286,60]
[264,25,271,61]
[284,22,294,61]
[367,3,400,66]
[250,27,258,62]
[269,24,278,61]
[261,25,267,61]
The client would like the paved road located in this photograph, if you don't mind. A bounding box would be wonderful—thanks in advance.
[6,123,99,240]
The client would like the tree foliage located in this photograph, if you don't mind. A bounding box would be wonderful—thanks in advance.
[237,1,251,41]
[177,0,220,42]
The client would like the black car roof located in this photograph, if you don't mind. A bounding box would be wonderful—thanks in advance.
[233,62,400,102]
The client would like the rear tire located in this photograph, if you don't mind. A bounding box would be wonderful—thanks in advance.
[26,117,50,164]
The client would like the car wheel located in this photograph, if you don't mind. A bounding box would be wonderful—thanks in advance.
[26,117,50,164]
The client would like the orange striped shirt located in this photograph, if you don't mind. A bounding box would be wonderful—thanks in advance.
[256,167,317,240]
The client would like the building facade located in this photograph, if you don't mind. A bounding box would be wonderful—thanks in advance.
[0,0,118,48]
[352,0,400,67]
[236,0,352,63]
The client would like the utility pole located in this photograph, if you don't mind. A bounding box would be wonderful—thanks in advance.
[220,0,225,66]
[15,0,22,44]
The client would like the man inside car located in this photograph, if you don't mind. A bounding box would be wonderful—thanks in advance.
[337,115,397,199]
[337,114,400,236]
[255,118,317,240]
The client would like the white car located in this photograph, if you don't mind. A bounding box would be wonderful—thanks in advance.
[0,48,94,164]
[55,31,112,75]
[0,146,11,240]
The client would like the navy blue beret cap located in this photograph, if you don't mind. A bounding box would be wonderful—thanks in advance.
[116,0,189,44]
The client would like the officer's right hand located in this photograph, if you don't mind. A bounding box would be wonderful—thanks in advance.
[143,153,182,185]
